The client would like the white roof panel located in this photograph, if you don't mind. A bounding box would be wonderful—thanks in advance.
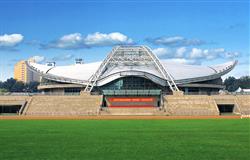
[29,62,53,74]
[28,57,236,85]
[161,62,216,80]
[47,62,101,80]
[210,61,236,73]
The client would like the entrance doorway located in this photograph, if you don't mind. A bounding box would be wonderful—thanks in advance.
[217,104,234,115]
[0,105,21,115]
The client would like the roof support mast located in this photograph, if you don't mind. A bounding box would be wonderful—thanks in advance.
[142,46,179,92]
[84,45,179,93]
[84,46,120,92]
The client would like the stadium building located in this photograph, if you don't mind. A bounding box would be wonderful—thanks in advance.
[26,45,237,109]
[14,60,40,83]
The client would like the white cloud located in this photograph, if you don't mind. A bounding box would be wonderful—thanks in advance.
[161,58,198,65]
[58,33,83,48]
[189,48,204,59]
[153,46,240,64]
[152,48,170,56]
[29,56,45,63]
[60,33,82,42]
[85,32,133,46]
[213,48,225,53]
[175,47,186,58]
[42,32,133,49]
[0,34,23,47]
[153,46,240,66]
[189,48,239,60]
[147,36,204,46]
[225,51,240,58]
[44,33,84,49]
[153,47,187,58]
[52,54,74,61]
[154,36,184,44]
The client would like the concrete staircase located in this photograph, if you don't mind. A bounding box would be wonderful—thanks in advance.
[0,96,31,115]
[164,95,219,116]
[236,95,250,115]
[0,96,31,105]
[24,94,102,116]
[212,95,250,115]
[100,107,164,115]
[0,94,249,116]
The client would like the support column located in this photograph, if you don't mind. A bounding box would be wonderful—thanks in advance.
[172,91,184,96]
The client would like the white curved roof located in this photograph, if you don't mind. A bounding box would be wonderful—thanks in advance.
[46,62,101,81]
[100,64,164,79]
[27,45,237,86]
[28,59,236,85]
[162,62,215,80]
[211,61,236,73]
[29,62,54,74]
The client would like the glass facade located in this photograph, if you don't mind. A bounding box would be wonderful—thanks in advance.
[64,88,81,95]
[100,76,162,90]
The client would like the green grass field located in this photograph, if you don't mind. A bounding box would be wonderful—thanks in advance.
[0,119,249,160]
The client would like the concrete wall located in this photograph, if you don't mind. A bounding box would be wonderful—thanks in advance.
[164,94,250,116]
[0,96,32,115]
[0,96,31,106]
[211,95,250,115]
[235,95,250,115]
[24,94,102,115]
[100,107,164,116]
[164,95,219,116]
[0,94,249,116]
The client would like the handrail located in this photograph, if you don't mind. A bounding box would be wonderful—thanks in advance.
[18,101,27,115]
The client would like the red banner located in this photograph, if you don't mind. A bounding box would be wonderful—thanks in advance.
[108,97,154,102]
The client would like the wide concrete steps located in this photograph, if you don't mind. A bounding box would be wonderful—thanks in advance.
[100,107,164,115]
[236,95,250,115]
[0,96,31,105]
[212,95,250,115]
[165,96,219,116]
[25,95,102,116]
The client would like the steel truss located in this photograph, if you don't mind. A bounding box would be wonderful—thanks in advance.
[84,45,179,92]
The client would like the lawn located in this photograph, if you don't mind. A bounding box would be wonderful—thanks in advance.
[0,119,249,160]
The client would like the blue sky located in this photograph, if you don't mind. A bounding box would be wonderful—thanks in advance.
[0,0,249,81]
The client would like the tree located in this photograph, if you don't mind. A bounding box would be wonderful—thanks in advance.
[224,76,239,92]
[238,76,250,89]
[0,88,8,93]
[11,81,25,92]
[25,81,39,92]
[0,78,40,92]
[224,76,250,92]
[2,78,17,91]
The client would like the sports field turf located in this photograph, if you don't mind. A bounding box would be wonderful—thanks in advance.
[0,119,249,160]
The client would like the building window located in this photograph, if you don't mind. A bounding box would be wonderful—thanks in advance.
[101,76,162,90]
[64,88,81,95]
